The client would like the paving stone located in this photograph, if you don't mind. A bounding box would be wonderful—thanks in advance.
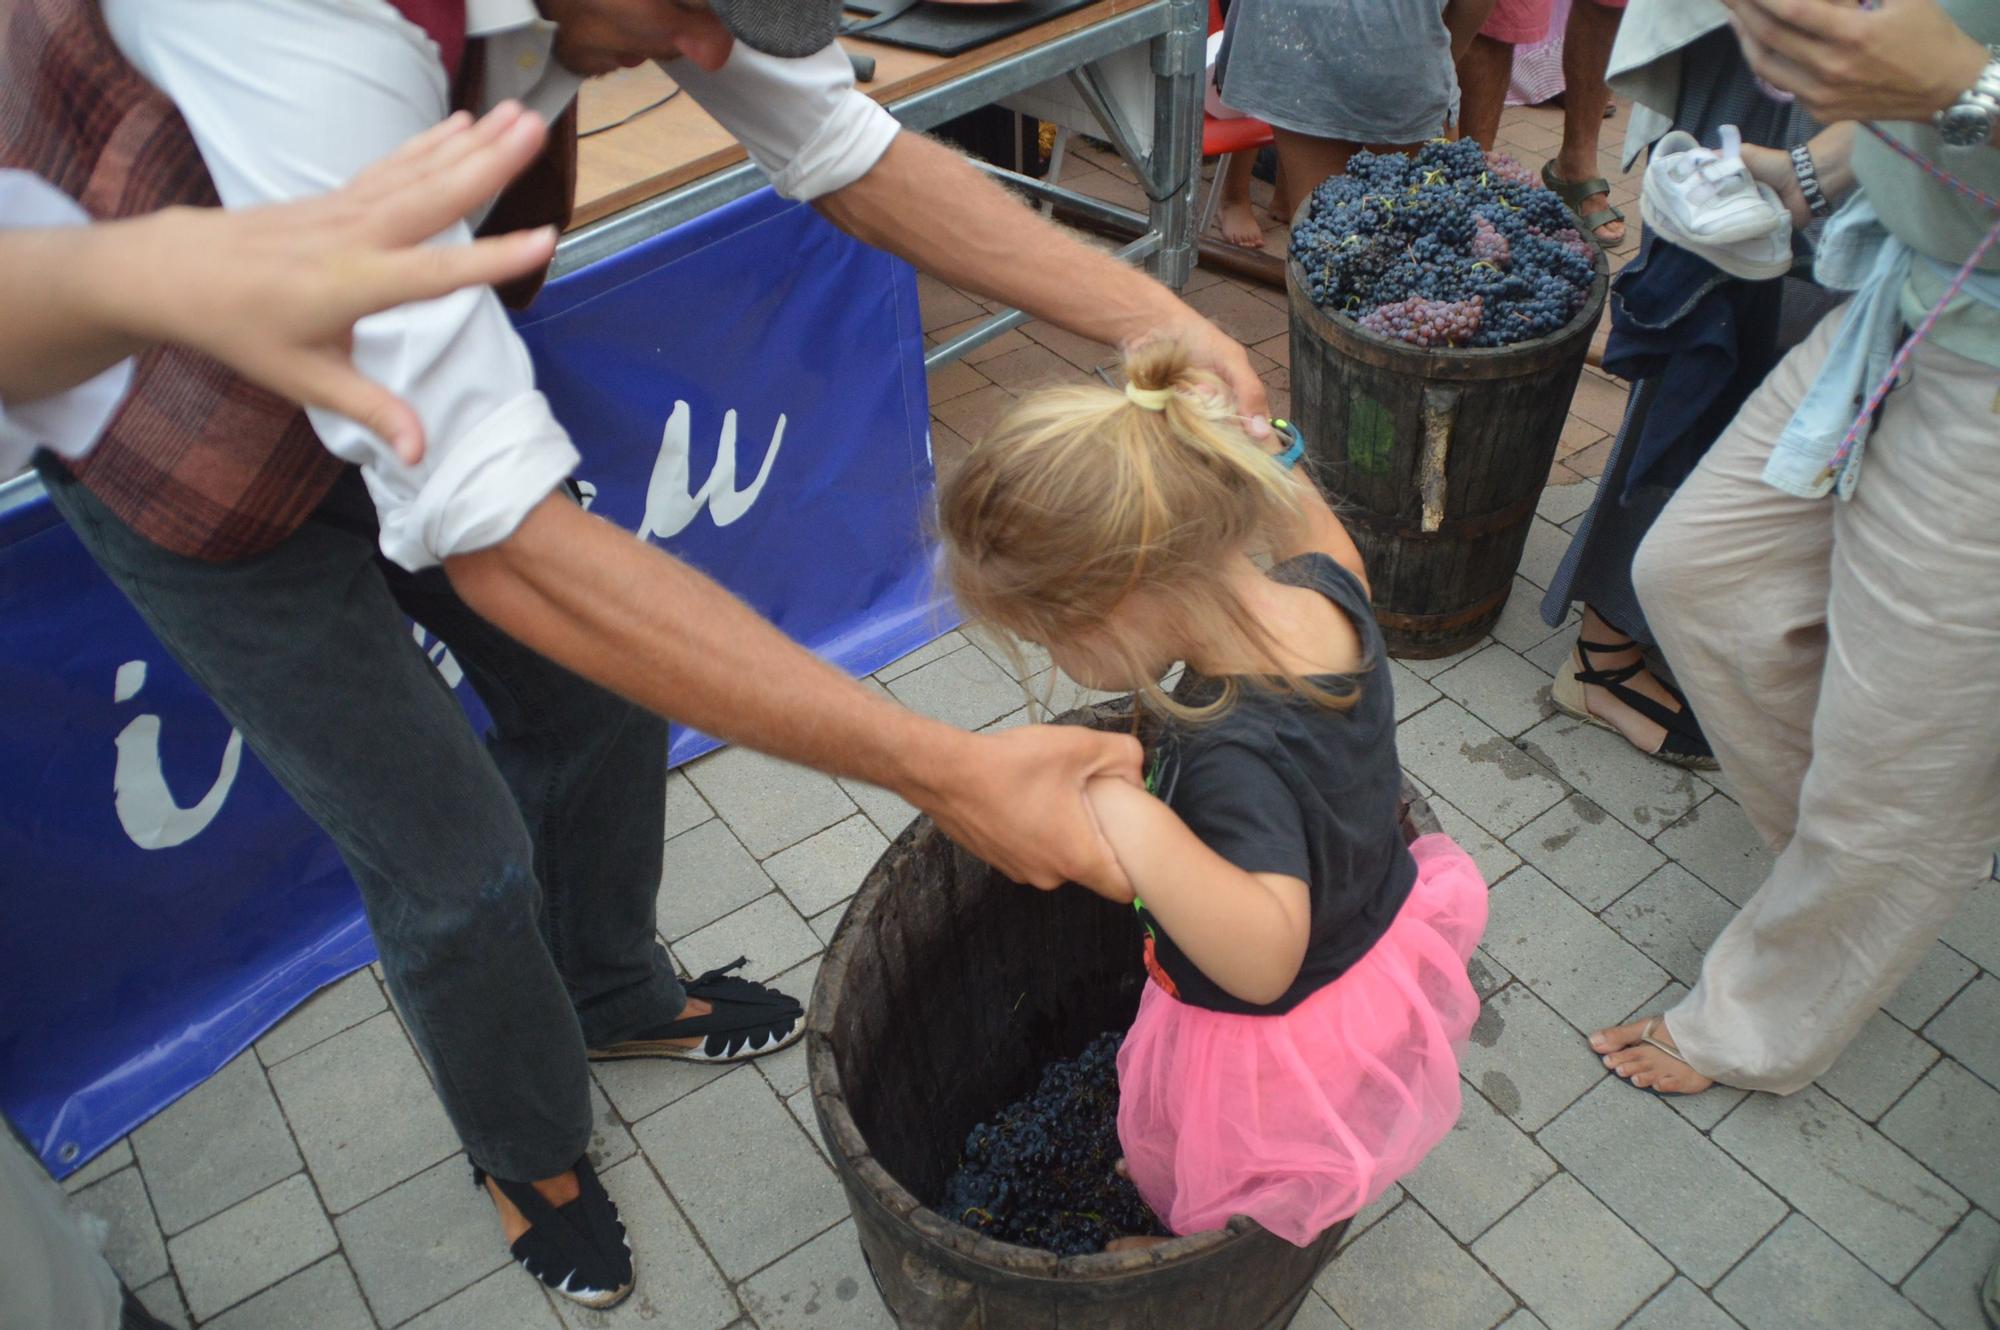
[1458,984,1608,1132]
[335,1154,505,1326]
[167,1174,337,1322]
[70,1166,169,1287]
[1386,658,1442,720]
[788,1086,829,1163]
[587,1080,637,1173]
[1506,795,1666,912]
[1523,630,1575,679]
[658,819,776,941]
[755,953,823,1099]
[592,1048,734,1125]
[1925,974,2000,1092]
[555,1156,739,1330]
[763,815,888,920]
[1715,1085,1965,1281]
[131,1052,302,1234]
[1496,1313,1549,1330]
[836,776,920,844]
[740,1218,895,1330]
[1432,645,1557,740]
[1482,868,1668,1033]
[61,1138,133,1194]
[1942,877,2000,974]
[1318,1199,1514,1330]
[1467,948,1512,1001]
[1515,715,1707,837]
[1538,1080,1784,1285]
[1399,1082,1556,1243]
[684,745,859,859]
[1022,666,1122,717]
[1285,1292,1352,1328]
[1713,1214,1935,1330]
[1426,795,1523,886]
[1816,1011,1940,1122]
[1599,864,1737,987]
[1397,701,1568,839]
[674,893,821,986]
[133,1276,190,1329]
[1536,478,1597,527]
[1472,1175,1670,1330]
[633,1067,847,1280]
[1652,796,1774,907]
[960,619,1051,682]
[1516,518,1572,591]
[1882,1059,2000,1216]
[256,969,387,1067]
[1338,1184,1404,1250]
[1397,643,1482,680]
[404,1267,563,1330]
[982,706,1031,732]
[884,645,1025,732]
[663,770,713,841]
[876,631,968,682]
[267,1011,459,1214]
[1903,1208,2000,1330]
[202,1255,373,1330]
[1886,941,1979,1030]
[1622,1278,1741,1330]
[810,900,851,948]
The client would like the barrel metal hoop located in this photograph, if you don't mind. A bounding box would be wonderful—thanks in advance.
[1370,584,1512,633]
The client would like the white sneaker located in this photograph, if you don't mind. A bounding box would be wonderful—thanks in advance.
[1640,126,1794,280]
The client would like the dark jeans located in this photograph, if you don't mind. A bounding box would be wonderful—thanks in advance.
[40,462,682,1181]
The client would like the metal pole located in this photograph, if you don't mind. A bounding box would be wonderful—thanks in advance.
[1145,0,1204,288]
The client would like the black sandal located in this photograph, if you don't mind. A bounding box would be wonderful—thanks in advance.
[475,1155,633,1309]
[1550,637,1719,770]
[587,957,805,1064]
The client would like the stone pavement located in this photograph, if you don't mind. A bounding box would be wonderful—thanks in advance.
[64,106,2000,1329]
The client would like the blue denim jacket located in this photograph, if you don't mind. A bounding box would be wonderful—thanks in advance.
[1763,194,2000,500]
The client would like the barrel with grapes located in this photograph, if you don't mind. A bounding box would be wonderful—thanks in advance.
[808,699,1445,1328]
[1286,139,1609,658]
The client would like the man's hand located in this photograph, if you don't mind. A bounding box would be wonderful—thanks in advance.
[1721,0,1989,125]
[921,724,1143,899]
[87,103,558,463]
[1167,315,1273,435]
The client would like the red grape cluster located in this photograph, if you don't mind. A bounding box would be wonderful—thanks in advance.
[1357,295,1485,348]
[1471,215,1511,267]
[1485,150,1540,189]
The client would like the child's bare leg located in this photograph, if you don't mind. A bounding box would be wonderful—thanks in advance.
[1215,151,1264,248]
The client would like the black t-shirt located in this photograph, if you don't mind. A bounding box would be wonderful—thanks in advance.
[1136,553,1417,1015]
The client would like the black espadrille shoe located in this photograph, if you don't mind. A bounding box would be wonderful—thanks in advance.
[587,957,804,1064]
[476,1156,633,1309]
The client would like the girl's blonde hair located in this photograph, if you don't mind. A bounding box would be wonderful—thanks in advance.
[937,340,1359,724]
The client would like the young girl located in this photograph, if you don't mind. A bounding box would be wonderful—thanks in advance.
[936,342,1489,1247]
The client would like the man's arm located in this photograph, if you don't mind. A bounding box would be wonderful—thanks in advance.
[814,132,1273,432]
[1721,0,1992,133]
[446,495,1142,893]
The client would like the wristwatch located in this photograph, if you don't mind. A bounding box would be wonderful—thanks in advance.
[1936,44,2000,148]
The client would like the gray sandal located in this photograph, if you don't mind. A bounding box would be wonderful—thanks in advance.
[1541,160,1626,245]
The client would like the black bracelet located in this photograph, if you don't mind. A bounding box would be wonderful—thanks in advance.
[1790,145,1832,219]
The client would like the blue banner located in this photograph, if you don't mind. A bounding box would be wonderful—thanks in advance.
[0,188,941,1175]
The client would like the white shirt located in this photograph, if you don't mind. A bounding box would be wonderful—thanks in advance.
[101,0,901,570]
[0,173,137,478]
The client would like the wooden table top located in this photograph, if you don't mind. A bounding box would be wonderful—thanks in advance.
[570,0,1157,228]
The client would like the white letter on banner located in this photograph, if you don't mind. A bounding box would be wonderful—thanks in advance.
[640,402,785,541]
[111,660,245,850]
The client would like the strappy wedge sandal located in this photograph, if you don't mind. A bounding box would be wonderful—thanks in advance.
[1550,636,1719,770]
[475,1155,633,1309]
[1541,159,1627,246]
[587,957,805,1064]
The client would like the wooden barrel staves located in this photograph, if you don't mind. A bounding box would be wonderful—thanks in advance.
[806,701,1442,1328]
[1288,239,1609,658]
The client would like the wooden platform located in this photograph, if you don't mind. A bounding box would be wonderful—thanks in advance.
[571,0,1153,227]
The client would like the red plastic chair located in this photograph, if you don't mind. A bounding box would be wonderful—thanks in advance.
[1198,0,1275,239]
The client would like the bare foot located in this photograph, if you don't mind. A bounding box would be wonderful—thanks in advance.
[1577,191,1626,247]
[485,1169,581,1244]
[1216,198,1265,248]
[1590,1016,1715,1095]
[1106,1234,1171,1252]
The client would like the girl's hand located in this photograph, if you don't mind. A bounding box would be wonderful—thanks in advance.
[1739,142,1813,229]
[1721,0,1989,126]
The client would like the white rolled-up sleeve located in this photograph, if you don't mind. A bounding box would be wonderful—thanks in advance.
[0,172,137,476]
[667,42,901,201]
[103,0,579,571]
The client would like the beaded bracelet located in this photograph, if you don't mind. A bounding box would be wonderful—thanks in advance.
[1790,145,1832,219]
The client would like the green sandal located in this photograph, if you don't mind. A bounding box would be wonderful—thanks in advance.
[1541,159,1626,246]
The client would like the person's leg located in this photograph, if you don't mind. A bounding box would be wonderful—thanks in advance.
[1215,150,1264,248]
[1551,0,1626,244]
[36,464,595,1183]
[1658,337,2000,1094]
[1587,310,1848,1091]
[0,1123,123,1330]
[1444,0,1501,60]
[1269,127,1359,219]
[1455,36,1514,150]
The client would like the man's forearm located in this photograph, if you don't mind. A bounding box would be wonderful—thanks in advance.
[445,494,966,805]
[814,132,1186,350]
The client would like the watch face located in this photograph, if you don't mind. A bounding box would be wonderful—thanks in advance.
[1940,101,1996,147]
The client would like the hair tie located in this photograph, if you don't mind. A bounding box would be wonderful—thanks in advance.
[1125,382,1174,411]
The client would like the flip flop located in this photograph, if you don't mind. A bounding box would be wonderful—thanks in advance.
[1609,1016,1708,1097]
[1541,159,1626,245]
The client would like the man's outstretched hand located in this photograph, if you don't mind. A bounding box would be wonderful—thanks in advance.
[921,723,1144,902]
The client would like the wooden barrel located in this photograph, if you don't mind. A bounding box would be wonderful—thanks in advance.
[1287,243,1609,658]
[806,701,1442,1328]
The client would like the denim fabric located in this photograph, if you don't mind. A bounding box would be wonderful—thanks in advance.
[37,461,682,1182]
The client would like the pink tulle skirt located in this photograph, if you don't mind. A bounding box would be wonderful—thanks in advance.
[1115,834,1489,1246]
